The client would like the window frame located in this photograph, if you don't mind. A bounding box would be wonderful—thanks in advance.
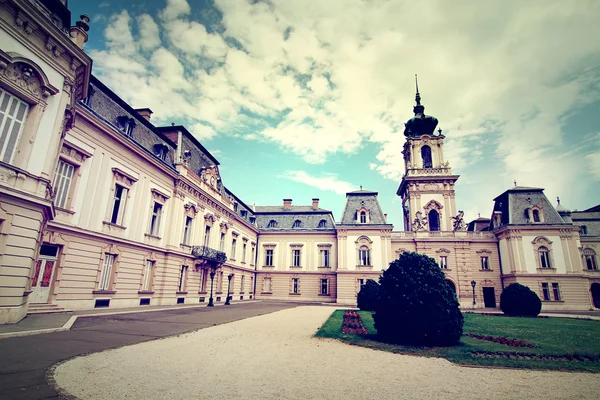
[292,249,301,267]
[105,168,137,228]
[358,247,371,266]
[320,278,329,295]
[439,255,448,269]
[481,256,489,270]
[182,216,193,245]
[0,85,30,164]
[178,265,188,292]
[141,259,154,292]
[265,248,274,266]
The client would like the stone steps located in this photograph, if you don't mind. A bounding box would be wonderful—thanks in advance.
[27,303,71,315]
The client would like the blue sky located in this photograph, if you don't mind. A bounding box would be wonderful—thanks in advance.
[69,0,600,229]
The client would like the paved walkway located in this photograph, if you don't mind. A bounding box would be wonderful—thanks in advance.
[0,301,296,400]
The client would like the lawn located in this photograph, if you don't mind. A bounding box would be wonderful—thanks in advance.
[315,310,600,372]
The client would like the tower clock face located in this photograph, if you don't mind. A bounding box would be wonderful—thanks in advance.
[210,176,216,186]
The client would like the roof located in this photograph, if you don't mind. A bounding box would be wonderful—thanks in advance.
[491,186,566,226]
[583,204,600,213]
[493,186,544,201]
[156,125,219,166]
[346,190,378,195]
[339,189,388,225]
[254,206,331,213]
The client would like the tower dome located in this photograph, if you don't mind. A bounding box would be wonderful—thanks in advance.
[403,75,439,137]
[555,197,572,223]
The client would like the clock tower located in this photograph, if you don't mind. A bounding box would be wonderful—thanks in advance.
[397,77,460,232]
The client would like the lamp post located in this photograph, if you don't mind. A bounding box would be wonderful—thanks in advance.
[208,270,216,307]
[471,280,477,308]
[225,273,234,305]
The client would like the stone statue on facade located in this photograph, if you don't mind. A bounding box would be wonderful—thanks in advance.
[452,210,466,231]
[412,211,428,231]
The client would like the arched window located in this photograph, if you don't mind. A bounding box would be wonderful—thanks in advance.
[292,219,302,228]
[583,248,598,271]
[360,211,367,223]
[428,209,440,231]
[421,145,432,168]
[358,246,371,266]
[318,219,327,228]
[267,220,277,228]
[539,246,551,268]
[532,209,540,223]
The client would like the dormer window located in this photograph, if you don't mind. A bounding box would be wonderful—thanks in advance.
[233,202,238,212]
[292,220,302,228]
[241,210,248,218]
[318,219,327,228]
[526,206,544,223]
[249,216,256,224]
[360,211,366,223]
[117,116,136,137]
[267,220,277,228]
[533,209,540,222]
[153,143,168,161]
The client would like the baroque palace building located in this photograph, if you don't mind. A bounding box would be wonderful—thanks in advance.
[1,0,599,324]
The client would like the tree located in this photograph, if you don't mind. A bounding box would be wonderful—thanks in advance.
[373,252,463,346]
[357,279,380,311]
[500,283,542,317]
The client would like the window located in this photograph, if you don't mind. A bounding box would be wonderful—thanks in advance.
[360,211,366,224]
[110,184,128,225]
[265,249,274,266]
[552,283,561,301]
[292,249,301,267]
[178,265,188,292]
[156,146,167,161]
[439,256,448,269]
[241,210,247,218]
[233,203,238,212]
[320,279,329,295]
[117,116,135,137]
[218,271,224,292]
[200,269,207,292]
[141,260,154,291]
[203,225,211,247]
[251,245,256,264]
[242,243,247,263]
[99,254,115,290]
[357,279,366,294]
[421,145,432,168]
[263,277,272,292]
[182,216,193,245]
[539,246,551,268]
[292,278,299,294]
[53,160,75,209]
[320,249,330,267]
[358,247,370,266]
[532,209,541,223]
[0,89,29,164]
[149,202,162,236]
[267,220,277,228]
[219,232,225,251]
[481,256,489,270]
[583,249,598,271]
[542,283,551,301]
[292,219,302,228]
[428,209,440,231]
[580,225,588,235]
[240,275,245,292]
[249,216,256,224]
[318,219,327,228]
[231,238,237,259]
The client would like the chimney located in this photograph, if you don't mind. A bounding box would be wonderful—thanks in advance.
[312,198,319,209]
[135,108,153,121]
[70,14,90,49]
[283,199,292,210]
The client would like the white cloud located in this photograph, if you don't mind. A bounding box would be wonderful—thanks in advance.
[160,0,191,21]
[137,14,161,51]
[281,171,356,195]
[191,123,217,141]
[104,10,136,55]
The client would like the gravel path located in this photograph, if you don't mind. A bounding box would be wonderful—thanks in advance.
[53,306,600,400]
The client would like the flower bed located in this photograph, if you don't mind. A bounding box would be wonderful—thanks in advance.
[341,310,368,335]
[473,312,548,318]
[466,332,535,348]
[471,351,600,362]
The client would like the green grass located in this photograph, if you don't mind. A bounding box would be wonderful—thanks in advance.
[315,310,600,372]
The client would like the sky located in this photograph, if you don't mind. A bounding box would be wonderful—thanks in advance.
[69,0,600,229]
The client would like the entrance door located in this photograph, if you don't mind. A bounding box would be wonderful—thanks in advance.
[483,287,496,308]
[30,245,59,304]
[591,283,600,309]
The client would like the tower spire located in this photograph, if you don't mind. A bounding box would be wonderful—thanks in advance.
[415,74,421,106]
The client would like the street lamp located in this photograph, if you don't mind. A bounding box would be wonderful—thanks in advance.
[471,280,477,308]
[225,273,234,305]
[208,270,216,307]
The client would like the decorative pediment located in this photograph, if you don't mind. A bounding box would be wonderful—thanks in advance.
[355,236,373,245]
[204,213,216,226]
[476,249,492,255]
[219,222,230,232]
[424,200,443,211]
[532,236,552,245]
[111,167,138,187]
[436,248,451,254]
[317,243,333,248]
[60,141,92,166]
[290,243,304,248]
[263,243,277,249]
[199,165,221,190]
[184,203,199,217]
[0,51,59,103]
[151,188,170,203]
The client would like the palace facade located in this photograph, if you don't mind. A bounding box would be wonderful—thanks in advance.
[1,0,599,324]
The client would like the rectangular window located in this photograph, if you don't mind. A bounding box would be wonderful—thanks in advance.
[99,254,115,290]
[200,269,207,292]
[292,278,299,294]
[481,256,489,270]
[292,249,301,267]
[141,260,153,291]
[110,184,128,225]
[541,282,551,301]
[265,249,274,266]
[357,279,366,294]
[0,89,29,164]
[219,232,225,251]
[240,275,245,292]
[53,160,75,209]
[219,271,224,292]
[264,277,272,293]
[242,243,247,262]
[439,256,448,269]
[320,279,329,295]
[178,265,188,292]
[552,283,561,301]
[358,249,370,266]
[183,216,193,245]
[149,202,162,236]
[585,255,597,271]
[203,225,211,247]
[320,249,330,267]
[231,239,237,259]
[251,245,256,264]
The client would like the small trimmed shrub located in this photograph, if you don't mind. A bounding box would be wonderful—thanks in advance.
[373,252,463,346]
[357,279,380,312]
[500,283,542,317]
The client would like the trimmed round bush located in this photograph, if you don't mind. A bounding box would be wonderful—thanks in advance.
[500,283,542,317]
[357,279,380,311]
[373,252,463,346]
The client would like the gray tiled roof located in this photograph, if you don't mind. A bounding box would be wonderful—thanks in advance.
[492,187,567,226]
[254,205,336,231]
[254,206,330,213]
[339,190,389,225]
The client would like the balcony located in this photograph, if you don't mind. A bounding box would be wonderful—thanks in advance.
[192,246,227,264]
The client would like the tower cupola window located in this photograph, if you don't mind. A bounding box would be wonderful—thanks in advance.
[421,145,432,168]
[360,211,367,223]
[428,209,440,231]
